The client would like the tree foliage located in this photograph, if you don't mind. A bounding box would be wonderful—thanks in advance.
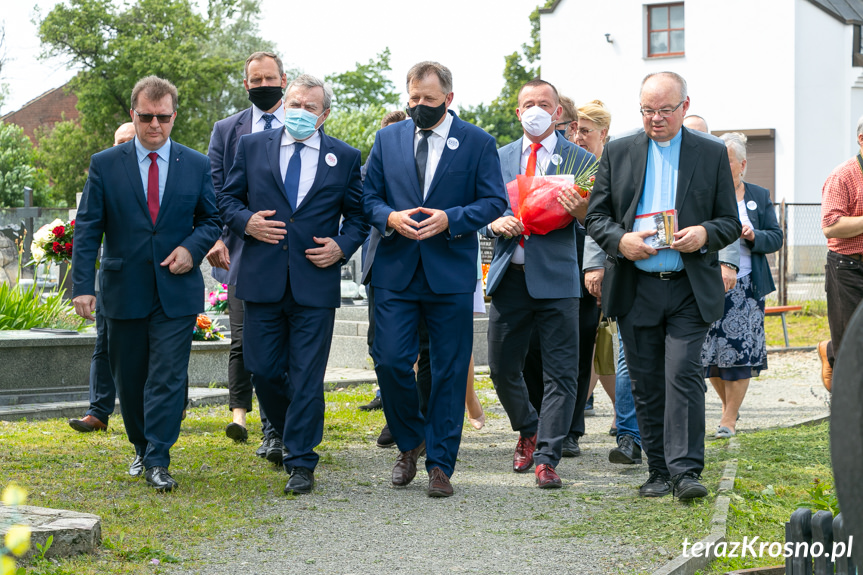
[325,49,399,112]
[35,120,100,207]
[458,1,552,147]
[0,123,50,208]
[324,104,389,163]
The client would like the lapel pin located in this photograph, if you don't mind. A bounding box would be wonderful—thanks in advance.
[746,200,757,211]
[446,137,459,150]
[550,154,563,166]
[325,153,337,167]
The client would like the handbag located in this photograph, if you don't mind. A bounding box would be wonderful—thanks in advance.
[593,313,617,376]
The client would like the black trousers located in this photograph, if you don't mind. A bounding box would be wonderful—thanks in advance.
[488,267,579,468]
[825,250,863,367]
[617,273,710,478]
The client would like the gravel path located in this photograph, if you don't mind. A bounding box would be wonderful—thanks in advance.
[167,350,829,575]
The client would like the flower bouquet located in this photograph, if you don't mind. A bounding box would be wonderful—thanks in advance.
[207,283,229,313]
[193,314,224,341]
[506,153,598,237]
[30,219,74,265]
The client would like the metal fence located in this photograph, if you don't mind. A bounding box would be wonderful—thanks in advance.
[770,202,827,306]
[786,508,857,574]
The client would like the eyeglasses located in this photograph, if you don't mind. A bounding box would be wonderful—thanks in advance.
[639,100,685,118]
[576,128,596,137]
[134,110,174,124]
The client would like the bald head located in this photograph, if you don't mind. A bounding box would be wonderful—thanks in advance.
[683,115,709,133]
[114,122,136,146]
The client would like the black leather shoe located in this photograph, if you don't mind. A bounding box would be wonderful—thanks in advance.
[639,470,672,497]
[359,396,383,411]
[561,434,581,457]
[284,467,314,495]
[128,455,144,477]
[376,424,395,448]
[145,466,178,492]
[225,423,248,443]
[256,437,270,458]
[266,437,284,464]
[609,434,643,465]
[672,471,709,500]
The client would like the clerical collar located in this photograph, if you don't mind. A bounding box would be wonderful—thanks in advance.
[653,129,682,148]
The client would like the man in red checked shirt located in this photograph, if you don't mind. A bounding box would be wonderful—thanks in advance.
[819,114,863,392]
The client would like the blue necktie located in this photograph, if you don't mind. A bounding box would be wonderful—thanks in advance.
[284,143,305,211]
[262,114,275,130]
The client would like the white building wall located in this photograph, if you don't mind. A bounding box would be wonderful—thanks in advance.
[540,0,849,204]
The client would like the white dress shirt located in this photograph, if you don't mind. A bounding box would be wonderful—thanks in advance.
[414,112,454,200]
[279,129,321,207]
[252,103,285,133]
[511,132,558,264]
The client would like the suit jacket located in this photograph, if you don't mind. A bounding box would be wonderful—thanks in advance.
[740,182,783,300]
[72,139,221,319]
[218,127,368,307]
[207,107,253,285]
[362,111,507,294]
[483,133,596,299]
[585,127,741,323]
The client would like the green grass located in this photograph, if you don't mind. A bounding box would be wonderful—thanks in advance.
[699,421,833,574]
[764,310,829,348]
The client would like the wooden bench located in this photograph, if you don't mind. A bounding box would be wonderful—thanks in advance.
[765,305,803,347]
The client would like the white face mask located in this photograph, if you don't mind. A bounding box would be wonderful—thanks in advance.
[520,106,553,137]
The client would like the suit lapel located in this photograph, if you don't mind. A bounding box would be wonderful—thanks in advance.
[676,128,699,211]
[295,130,333,213]
[120,142,150,222]
[266,129,287,202]
[156,142,183,227]
[503,138,522,184]
[232,108,253,158]
[400,121,423,204]
[424,114,463,202]
[623,132,649,225]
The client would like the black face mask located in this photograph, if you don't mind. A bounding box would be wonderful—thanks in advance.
[247,86,284,112]
[406,101,447,130]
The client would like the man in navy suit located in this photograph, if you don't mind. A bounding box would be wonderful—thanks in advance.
[586,72,740,500]
[206,51,286,456]
[363,61,507,497]
[483,79,595,489]
[219,74,368,495]
[72,76,221,492]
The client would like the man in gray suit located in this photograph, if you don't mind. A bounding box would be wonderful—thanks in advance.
[484,78,596,489]
[586,72,740,500]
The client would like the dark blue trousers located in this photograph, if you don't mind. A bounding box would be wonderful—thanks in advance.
[373,263,473,477]
[86,290,116,425]
[106,299,195,470]
[243,278,335,471]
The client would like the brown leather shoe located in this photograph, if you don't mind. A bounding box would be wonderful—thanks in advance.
[535,463,563,489]
[817,340,833,392]
[68,414,107,432]
[427,466,453,497]
[391,441,425,486]
[513,433,537,473]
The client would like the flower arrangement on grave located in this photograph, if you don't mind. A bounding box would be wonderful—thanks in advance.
[505,153,598,237]
[30,219,74,265]
[207,284,229,313]
[192,314,224,341]
[1,483,31,574]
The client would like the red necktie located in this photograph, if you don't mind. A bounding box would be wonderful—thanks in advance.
[520,143,542,247]
[147,152,159,224]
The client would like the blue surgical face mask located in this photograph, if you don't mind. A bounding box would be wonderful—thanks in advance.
[284,108,323,140]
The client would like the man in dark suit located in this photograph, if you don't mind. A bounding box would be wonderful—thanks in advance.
[363,61,507,497]
[68,122,136,434]
[72,76,221,492]
[483,78,595,489]
[206,51,286,457]
[586,71,740,500]
[219,74,368,495]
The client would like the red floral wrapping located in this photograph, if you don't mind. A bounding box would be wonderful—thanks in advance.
[505,175,577,237]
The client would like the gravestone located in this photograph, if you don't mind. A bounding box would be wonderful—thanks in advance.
[0,235,18,286]
[0,505,101,559]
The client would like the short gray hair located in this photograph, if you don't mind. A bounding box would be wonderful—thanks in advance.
[287,74,333,110]
[856,114,863,137]
[640,71,688,102]
[406,61,453,94]
[721,132,748,174]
